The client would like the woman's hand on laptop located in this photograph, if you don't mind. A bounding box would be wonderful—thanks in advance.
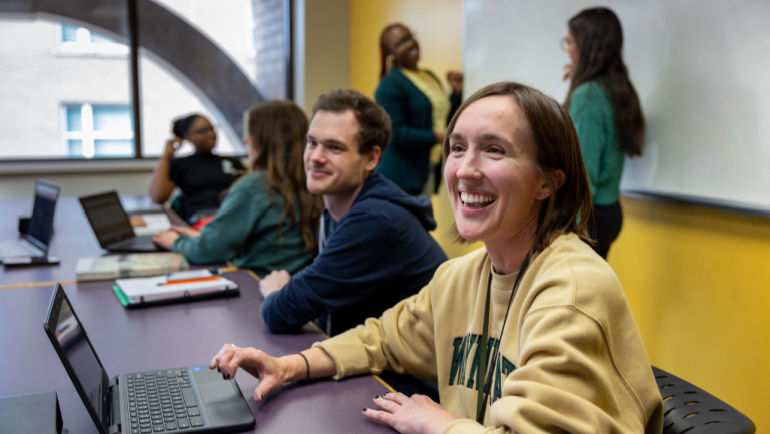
[172,226,200,237]
[152,229,179,250]
[209,345,337,402]
[210,344,284,402]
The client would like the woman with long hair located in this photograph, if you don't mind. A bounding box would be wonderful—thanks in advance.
[148,113,245,224]
[374,23,463,195]
[562,7,644,258]
[209,82,663,433]
[152,101,323,277]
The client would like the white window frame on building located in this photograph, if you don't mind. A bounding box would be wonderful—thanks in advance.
[63,103,134,159]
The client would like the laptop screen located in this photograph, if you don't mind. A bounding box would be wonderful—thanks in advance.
[79,191,136,248]
[26,179,60,252]
[44,284,111,432]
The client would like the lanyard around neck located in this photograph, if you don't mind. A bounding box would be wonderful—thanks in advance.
[475,251,532,425]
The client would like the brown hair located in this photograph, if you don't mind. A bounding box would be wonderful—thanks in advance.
[312,89,392,157]
[565,7,644,157]
[378,23,404,78]
[443,82,593,253]
[245,100,322,251]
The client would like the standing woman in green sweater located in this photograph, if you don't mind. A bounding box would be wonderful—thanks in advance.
[152,101,323,278]
[562,7,644,259]
[375,23,463,195]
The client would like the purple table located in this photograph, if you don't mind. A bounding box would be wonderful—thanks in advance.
[1,196,191,289]
[0,269,393,433]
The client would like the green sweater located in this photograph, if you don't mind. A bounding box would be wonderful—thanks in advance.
[172,171,314,277]
[570,81,624,205]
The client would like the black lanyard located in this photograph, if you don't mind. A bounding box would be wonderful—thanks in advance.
[475,251,532,425]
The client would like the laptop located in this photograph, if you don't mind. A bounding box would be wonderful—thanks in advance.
[43,283,256,434]
[79,191,162,252]
[0,179,60,265]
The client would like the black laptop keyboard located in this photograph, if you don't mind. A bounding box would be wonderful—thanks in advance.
[125,369,205,433]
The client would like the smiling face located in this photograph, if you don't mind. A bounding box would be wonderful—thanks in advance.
[383,24,420,70]
[304,109,379,206]
[186,116,217,153]
[445,95,548,248]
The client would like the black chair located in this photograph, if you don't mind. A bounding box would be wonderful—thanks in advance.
[653,366,755,434]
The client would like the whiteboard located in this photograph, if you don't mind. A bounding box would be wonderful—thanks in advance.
[464,0,770,212]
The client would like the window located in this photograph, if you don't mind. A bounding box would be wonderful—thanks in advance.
[64,104,134,158]
[59,23,128,55]
[0,0,285,162]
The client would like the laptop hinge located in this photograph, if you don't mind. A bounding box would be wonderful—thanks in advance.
[108,377,121,434]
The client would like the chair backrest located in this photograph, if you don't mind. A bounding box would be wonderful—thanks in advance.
[653,366,756,434]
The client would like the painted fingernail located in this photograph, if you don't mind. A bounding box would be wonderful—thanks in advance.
[374,394,379,399]
[222,373,226,380]
[383,391,389,396]
[362,408,367,412]
[226,373,231,379]
[217,367,220,373]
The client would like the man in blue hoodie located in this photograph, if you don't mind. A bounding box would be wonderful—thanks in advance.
[260,89,448,337]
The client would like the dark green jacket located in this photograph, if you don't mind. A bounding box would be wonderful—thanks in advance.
[375,68,461,195]
[173,171,315,277]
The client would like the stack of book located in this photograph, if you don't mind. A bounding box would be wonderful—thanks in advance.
[76,252,189,281]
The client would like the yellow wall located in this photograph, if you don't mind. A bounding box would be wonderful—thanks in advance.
[611,197,770,431]
[351,1,768,432]
[350,0,464,99]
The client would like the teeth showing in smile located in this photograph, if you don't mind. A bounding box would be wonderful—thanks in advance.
[460,192,496,208]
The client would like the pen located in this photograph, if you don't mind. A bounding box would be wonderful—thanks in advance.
[157,276,221,286]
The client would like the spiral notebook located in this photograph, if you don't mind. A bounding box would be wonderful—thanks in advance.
[112,269,240,308]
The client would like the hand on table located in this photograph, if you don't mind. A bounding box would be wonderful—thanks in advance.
[363,392,458,434]
[259,270,291,298]
[129,215,147,227]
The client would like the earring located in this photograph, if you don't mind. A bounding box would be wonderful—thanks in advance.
[386,55,395,73]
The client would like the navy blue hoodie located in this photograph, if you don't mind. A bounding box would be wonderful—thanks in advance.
[262,174,448,335]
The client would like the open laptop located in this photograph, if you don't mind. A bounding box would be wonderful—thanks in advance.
[44,283,256,434]
[0,179,60,265]
[79,191,162,252]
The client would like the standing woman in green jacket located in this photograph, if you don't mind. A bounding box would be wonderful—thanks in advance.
[152,101,323,278]
[562,7,644,259]
[375,23,463,195]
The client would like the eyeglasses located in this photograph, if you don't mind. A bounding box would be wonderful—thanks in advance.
[395,32,416,49]
[560,36,571,51]
[192,126,216,135]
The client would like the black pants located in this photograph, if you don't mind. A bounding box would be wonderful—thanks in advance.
[586,201,623,260]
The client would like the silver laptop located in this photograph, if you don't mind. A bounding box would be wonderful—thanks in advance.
[79,191,161,252]
[43,283,256,434]
[0,179,60,264]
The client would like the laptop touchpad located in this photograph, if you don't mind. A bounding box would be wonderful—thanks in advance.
[199,381,241,404]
